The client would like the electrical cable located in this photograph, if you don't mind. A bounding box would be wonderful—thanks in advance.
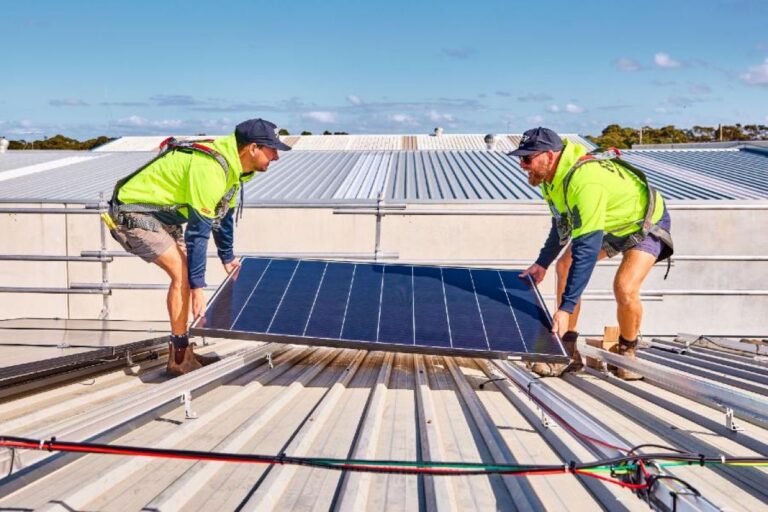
[1,435,766,482]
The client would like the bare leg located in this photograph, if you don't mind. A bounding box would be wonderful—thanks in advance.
[555,245,608,331]
[153,244,190,336]
[614,249,656,340]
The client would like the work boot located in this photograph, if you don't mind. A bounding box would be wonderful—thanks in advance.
[191,342,221,366]
[166,337,203,378]
[615,335,643,381]
[528,331,583,377]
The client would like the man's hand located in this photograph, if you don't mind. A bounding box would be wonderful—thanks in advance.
[191,288,207,320]
[551,310,571,338]
[519,263,547,285]
[223,259,241,274]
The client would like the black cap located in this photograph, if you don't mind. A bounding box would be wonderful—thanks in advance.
[507,127,564,156]
[235,118,292,151]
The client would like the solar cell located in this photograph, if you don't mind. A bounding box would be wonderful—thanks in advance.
[192,257,567,362]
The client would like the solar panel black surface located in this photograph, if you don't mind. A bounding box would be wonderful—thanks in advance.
[192,258,567,362]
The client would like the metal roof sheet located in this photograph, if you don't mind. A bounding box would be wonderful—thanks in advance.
[0,148,766,203]
[92,134,597,152]
[1,327,766,511]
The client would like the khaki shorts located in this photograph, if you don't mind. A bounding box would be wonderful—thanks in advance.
[112,214,185,263]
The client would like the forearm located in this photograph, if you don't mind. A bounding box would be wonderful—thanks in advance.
[212,209,235,264]
[185,209,214,289]
[559,230,603,313]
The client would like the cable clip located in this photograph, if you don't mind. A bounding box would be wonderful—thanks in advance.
[47,436,56,452]
[698,454,705,467]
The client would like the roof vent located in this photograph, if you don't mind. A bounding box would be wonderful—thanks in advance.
[0,137,8,154]
[484,133,497,150]
[433,127,444,137]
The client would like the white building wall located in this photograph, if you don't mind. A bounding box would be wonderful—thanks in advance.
[0,203,766,337]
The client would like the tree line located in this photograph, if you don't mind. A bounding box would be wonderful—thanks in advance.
[4,124,767,150]
[587,124,768,149]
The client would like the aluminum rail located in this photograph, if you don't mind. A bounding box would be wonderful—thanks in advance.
[0,255,111,262]
[0,343,281,496]
[80,250,399,260]
[578,342,768,430]
[493,360,722,512]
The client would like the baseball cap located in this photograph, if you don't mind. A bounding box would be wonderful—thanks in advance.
[507,127,564,156]
[235,119,292,151]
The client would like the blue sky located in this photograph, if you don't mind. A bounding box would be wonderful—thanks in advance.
[1,0,767,139]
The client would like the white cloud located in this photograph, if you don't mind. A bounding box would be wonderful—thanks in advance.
[654,52,681,69]
[526,115,545,124]
[389,113,419,126]
[303,111,337,123]
[49,98,89,107]
[114,115,183,128]
[565,103,585,114]
[654,107,668,114]
[740,58,768,86]
[547,105,560,113]
[347,95,362,106]
[426,110,454,122]
[613,57,641,71]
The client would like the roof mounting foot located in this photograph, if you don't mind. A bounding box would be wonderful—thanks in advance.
[266,353,274,369]
[181,391,197,420]
[540,408,557,429]
[725,407,743,432]
[125,350,135,367]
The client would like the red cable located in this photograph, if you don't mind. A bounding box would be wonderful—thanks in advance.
[575,470,649,490]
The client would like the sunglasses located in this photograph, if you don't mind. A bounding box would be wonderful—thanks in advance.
[519,154,538,165]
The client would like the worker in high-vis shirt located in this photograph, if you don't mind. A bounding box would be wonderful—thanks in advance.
[108,119,291,376]
[511,127,673,379]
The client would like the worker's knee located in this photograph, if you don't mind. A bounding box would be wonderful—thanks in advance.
[613,281,639,307]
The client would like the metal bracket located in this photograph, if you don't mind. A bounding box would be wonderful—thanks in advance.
[125,350,135,367]
[540,408,557,429]
[725,407,743,432]
[266,353,274,369]
[181,391,197,420]
[57,341,71,349]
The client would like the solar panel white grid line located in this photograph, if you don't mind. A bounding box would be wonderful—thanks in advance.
[497,270,528,353]
[338,264,357,339]
[228,259,273,330]
[375,265,386,342]
[266,260,301,333]
[302,262,328,336]
[439,267,454,348]
[468,270,491,351]
[411,266,416,346]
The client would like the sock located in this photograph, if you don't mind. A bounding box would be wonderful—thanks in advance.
[619,335,637,347]
[562,331,579,343]
[170,334,189,364]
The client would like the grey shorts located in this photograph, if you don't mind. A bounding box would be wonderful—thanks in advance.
[112,214,185,263]
[631,208,672,259]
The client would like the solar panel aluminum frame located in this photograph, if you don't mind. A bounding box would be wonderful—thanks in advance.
[191,258,569,363]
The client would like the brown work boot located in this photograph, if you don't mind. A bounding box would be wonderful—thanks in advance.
[528,331,583,377]
[166,342,203,377]
[192,344,221,366]
[615,336,643,380]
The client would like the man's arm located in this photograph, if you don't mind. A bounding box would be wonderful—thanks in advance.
[535,218,565,269]
[557,179,608,313]
[185,208,214,290]
[212,209,235,265]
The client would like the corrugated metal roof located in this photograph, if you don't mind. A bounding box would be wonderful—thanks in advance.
[93,134,597,152]
[1,327,767,511]
[0,148,766,203]
[0,150,87,173]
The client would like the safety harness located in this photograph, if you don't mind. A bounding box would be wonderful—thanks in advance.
[109,137,240,232]
[546,147,674,273]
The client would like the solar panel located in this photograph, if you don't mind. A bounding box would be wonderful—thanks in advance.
[191,258,567,362]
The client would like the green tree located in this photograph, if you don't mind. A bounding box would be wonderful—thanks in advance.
[300,131,312,135]
[278,128,290,136]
